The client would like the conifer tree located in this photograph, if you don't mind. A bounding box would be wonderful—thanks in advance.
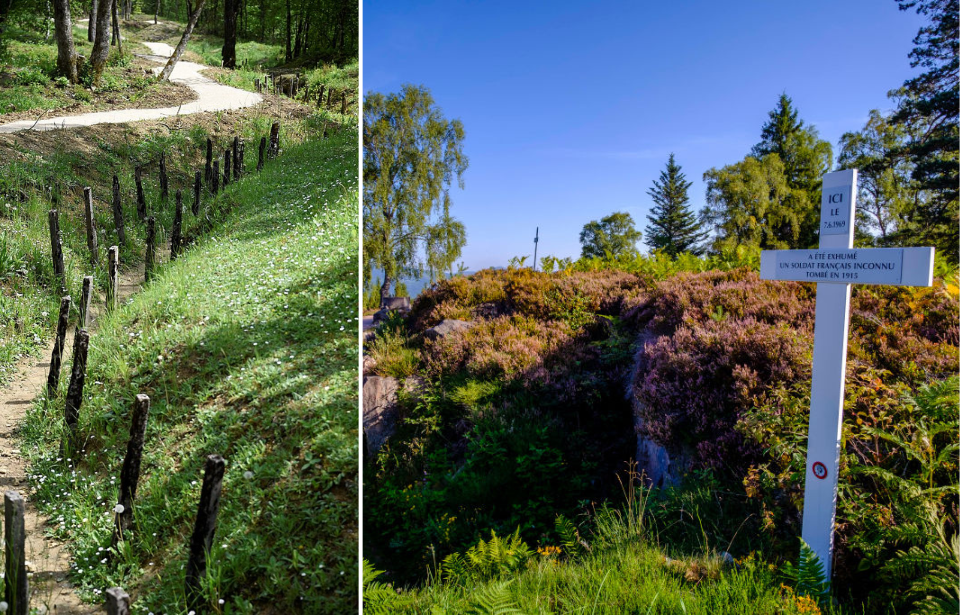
[644,154,707,256]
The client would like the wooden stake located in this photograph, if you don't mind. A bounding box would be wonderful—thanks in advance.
[159,152,169,201]
[112,175,126,247]
[83,187,99,266]
[145,217,156,283]
[268,122,280,159]
[238,140,245,178]
[113,394,150,547]
[233,136,240,180]
[107,246,118,310]
[63,329,90,456]
[46,295,72,400]
[48,209,65,290]
[258,136,266,171]
[135,166,146,221]
[4,491,27,615]
[212,161,219,196]
[105,587,131,615]
[254,77,260,92]
[317,84,324,107]
[224,149,231,187]
[79,275,93,329]
[171,190,184,260]
[192,170,201,216]
[205,138,213,186]
[341,91,348,115]
[185,454,226,612]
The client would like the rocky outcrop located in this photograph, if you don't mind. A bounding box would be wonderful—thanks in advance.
[362,375,399,457]
[423,319,474,341]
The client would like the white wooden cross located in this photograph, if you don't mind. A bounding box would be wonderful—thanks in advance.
[759,169,935,579]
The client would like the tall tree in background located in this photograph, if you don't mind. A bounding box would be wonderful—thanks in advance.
[644,154,707,256]
[52,0,77,82]
[222,0,240,68]
[364,85,468,303]
[890,0,958,260]
[90,0,112,84]
[159,0,206,80]
[838,109,917,244]
[580,212,642,259]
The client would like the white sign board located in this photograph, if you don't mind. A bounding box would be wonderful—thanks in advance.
[759,168,935,580]
[760,247,934,286]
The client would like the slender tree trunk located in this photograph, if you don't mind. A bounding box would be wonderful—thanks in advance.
[221,0,239,68]
[284,0,291,62]
[90,0,112,84]
[110,0,122,55]
[88,0,96,42]
[53,0,78,82]
[154,0,159,23]
[158,0,206,81]
[0,0,15,43]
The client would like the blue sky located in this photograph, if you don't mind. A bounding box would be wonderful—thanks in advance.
[364,1,927,270]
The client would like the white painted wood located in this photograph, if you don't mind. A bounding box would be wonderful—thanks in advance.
[760,247,935,286]
[758,168,935,580]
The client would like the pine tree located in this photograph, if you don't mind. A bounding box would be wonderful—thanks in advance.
[644,154,707,256]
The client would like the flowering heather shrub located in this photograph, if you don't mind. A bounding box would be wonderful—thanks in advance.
[408,268,647,331]
[633,317,812,473]
[624,268,815,334]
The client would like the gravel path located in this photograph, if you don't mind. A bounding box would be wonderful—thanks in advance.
[0,41,261,133]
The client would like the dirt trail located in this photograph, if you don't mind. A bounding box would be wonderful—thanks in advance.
[0,265,143,613]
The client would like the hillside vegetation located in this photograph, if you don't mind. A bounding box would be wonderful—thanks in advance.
[364,261,958,614]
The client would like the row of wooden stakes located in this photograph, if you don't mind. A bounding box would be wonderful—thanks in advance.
[254,73,353,114]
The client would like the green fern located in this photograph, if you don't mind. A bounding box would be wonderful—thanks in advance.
[466,580,524,614]
[781,539,831,604]
[441,528,533,584]
[555,514,585,559]
[363,558,397,615]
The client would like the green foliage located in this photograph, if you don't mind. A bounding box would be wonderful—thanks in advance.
[363,559,397,615]
[644,153,707,256]
[441,529,533,585]
[579,210,642,259]
[780,540,831,604]
[364,84,468,300]
[367,327,419,378]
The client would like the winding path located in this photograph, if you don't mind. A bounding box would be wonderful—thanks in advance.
[0,42,262,133]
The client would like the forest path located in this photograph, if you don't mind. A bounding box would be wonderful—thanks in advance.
[0,39,261,133]
[0,265,143,613]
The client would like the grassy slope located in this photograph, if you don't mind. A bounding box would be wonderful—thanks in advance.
[21,129,359,613]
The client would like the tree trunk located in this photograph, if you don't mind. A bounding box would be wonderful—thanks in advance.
[284,0,291,62]
[110,0,122,55]
[221,0,238,68]
[154,0,159,23]
[52,0,78,83]
[88,0,96,44]
[379,273,393,305]
[158,0,206,81]
[90,0,112,85]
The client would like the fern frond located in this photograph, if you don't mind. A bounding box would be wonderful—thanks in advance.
[466,580,524,615]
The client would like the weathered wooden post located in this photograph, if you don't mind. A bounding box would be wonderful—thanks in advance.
[63,329,90,456]
[223,150,231,187]
[212,160,220,196]
[159,152,169,201]
[327,86,335,108]
[79,275,93,329]
[46,295,72,400]
[205,138,213,186]
[292,75,298,97]
[317,84,325,108]
[171,190,184,260]
[192,171,202,216]
[134,166,146,221]
[341,92,348,115]
[268,122,280,159]
[107,246,118,310]
[112,394,150,547]
[83,187,99,267]
[233,136,241,180]
[254,77,260,92]
[105,587,131,615]
[185,454,226,612]
[48,209,65,290]
[145,217,156,283]
[237,140,245,178]
[285,77,293,98]
[4,491,27,615]
[111,175,126,247]
[257,137,266,171]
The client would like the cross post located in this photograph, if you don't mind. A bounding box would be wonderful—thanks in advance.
[759,169,935,579]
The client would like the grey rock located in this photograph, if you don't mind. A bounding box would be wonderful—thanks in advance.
[423,319,474,341]
[363,376,399,457]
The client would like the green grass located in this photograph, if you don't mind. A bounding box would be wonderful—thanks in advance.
[20,128,359,612]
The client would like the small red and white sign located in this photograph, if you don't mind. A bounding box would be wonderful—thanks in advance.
[811,462,828,480]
